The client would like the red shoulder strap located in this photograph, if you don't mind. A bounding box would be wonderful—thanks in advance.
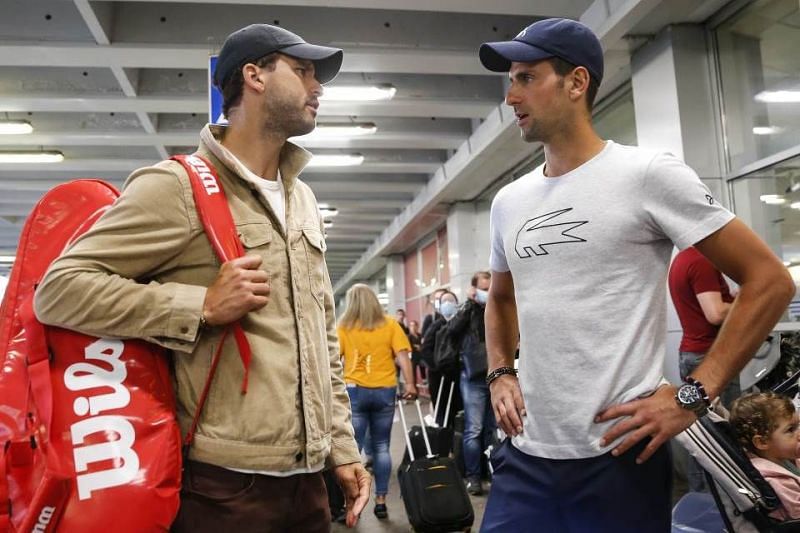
[19,297,52,434]
[171,155,254,450]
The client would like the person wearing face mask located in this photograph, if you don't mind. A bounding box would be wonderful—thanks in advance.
[421,290,461,426]
[447,271,496,495]
[421,288,446,340]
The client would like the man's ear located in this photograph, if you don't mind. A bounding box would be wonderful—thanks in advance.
[241,63,266,94]
[567,67,589,101]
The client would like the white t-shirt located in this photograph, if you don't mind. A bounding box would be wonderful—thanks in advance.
[489,141,735,459]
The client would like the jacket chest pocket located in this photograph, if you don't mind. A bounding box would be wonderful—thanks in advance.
[300,227,326,309]
[237,222,274,254]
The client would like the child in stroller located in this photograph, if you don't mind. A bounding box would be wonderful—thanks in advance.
[730,392,800,521]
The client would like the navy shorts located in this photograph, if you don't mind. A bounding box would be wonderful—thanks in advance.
[481,438,672,533]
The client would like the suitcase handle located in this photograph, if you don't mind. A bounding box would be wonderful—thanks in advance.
[432,376,444,424]
[432,376,455,429]
[443,381,454,428]
[396,398,435,460]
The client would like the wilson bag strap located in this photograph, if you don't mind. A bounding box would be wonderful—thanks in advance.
[171,154,254,453]
[19,298,52,434]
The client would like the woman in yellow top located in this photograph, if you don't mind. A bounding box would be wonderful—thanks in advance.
[338,284,416,520]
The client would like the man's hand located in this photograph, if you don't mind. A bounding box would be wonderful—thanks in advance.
[333,462,371,528]
[595,385,697,464]
[489,374,526,437]
[466,286,477,301]
[203,255,270,326]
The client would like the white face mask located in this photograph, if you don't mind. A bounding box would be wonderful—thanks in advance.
[440,300,458,319]
[475,289,488,304]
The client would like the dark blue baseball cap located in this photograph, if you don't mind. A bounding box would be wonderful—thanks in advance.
[214,24,343,89]
[480,18,604,84]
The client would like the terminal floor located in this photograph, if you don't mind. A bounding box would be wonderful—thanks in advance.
[332,399,690,532]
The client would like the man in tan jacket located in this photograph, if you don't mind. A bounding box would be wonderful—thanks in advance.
[34,23,369,531]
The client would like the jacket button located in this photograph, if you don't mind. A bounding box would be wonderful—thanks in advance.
[180,326,189,334]
[295,452,303,462]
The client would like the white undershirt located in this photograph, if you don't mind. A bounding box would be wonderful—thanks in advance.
[242,165,286,231]
[209,139,287,231]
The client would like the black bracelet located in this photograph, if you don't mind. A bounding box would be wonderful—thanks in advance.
[486,366,518,386]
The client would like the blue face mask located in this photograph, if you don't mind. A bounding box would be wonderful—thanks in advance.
[475,289,488,305]
[440,300,458,319]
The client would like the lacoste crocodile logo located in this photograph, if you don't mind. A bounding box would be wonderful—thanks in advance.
[514,208,588,258]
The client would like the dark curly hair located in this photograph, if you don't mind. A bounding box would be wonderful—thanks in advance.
[730,392,795,454]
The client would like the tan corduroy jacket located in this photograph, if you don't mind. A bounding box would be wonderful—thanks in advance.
[34,124,360,471]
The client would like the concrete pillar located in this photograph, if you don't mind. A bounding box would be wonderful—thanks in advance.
[386,254,406,317]
[446,201,491,302]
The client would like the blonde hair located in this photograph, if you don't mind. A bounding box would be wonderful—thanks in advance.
[730,392,795,454]
[339,283,386,331]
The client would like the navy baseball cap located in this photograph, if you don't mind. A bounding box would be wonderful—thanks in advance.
[480,18,604,84]
[214,24,343,89]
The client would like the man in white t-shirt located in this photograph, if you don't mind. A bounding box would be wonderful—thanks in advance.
[479,18,794,532]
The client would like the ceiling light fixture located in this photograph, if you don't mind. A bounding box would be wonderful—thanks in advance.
[790,202,800,210]
[307,154,364,167]
[320,84,397,102]
[753,126,783,135]
[0,151,64,163]
[318,205,339,217]
[755,90,800,103]
[295,123,378,139]
[764,197,787,205]
[0,255,15,264]
[323,219,334,229]
[0,120,33,135]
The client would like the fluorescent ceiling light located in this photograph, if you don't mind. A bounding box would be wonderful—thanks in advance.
[753,126,783,135]
[307,154,364,167]
[320,85,396,102]
[0,151,63,163]
[764,197,787,205]
[323,219,334,229]
[761,194,786,204]
[755,90,800,103]
[0,255,15,263]
[319,206,339,217]
[295,123,377,140]
[790,202,800,210]
[0,120,33,135]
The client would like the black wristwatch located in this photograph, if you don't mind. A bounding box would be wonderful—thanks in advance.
[675,377,711,417]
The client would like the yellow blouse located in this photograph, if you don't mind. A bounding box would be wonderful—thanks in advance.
[337,317,411,388]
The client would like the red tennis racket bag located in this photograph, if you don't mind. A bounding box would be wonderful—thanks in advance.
[0,155,250,532]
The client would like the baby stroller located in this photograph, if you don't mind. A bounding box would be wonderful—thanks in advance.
[675,366,800,532]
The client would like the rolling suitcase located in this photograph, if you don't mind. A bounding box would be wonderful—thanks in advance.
[403,377,455,465]
[397,399,474,532]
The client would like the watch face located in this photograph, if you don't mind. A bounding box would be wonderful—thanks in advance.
[678,384,701,405]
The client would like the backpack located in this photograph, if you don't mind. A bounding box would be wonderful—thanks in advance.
[0,154,250,532]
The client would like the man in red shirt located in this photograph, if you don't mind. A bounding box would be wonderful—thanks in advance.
[669,246,739,491]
